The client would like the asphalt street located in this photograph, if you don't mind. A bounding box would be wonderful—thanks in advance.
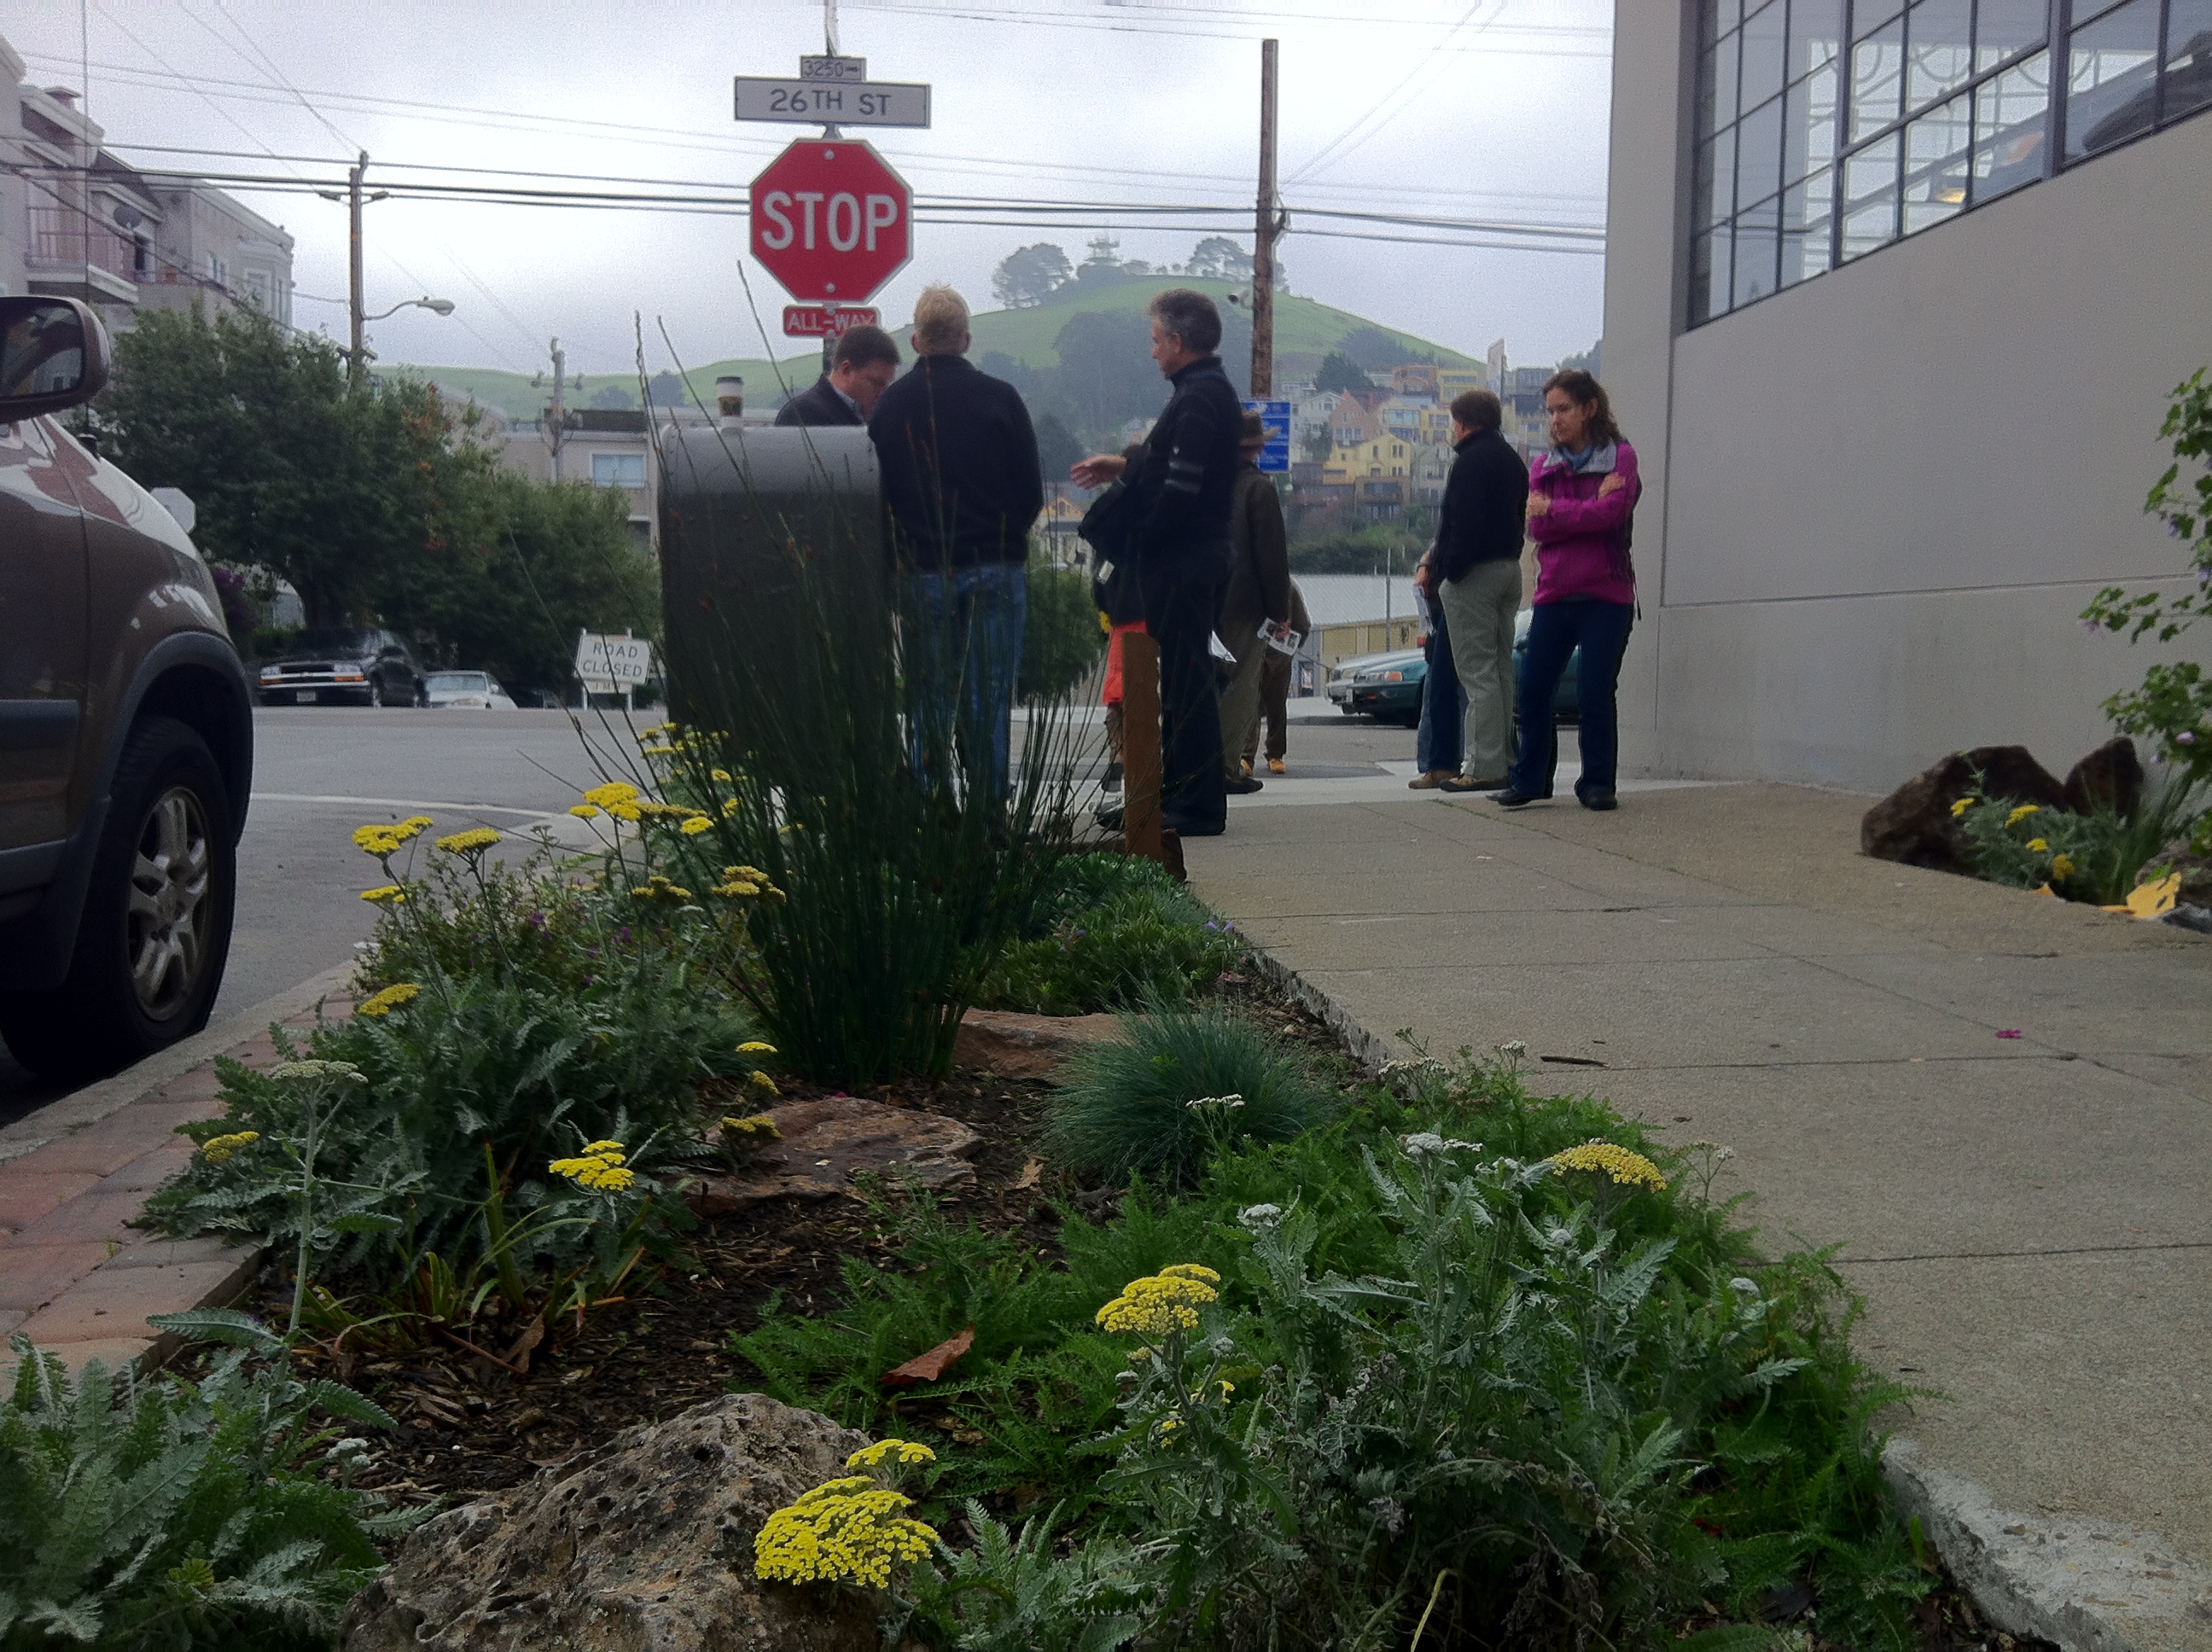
[0,700,1420,1122]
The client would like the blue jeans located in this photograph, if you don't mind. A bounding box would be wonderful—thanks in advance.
[906,562,1027,799]
[1510,600,1633,800]
[1415,602,1466,774]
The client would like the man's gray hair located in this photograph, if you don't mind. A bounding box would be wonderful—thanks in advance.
[1147,288,1222,355]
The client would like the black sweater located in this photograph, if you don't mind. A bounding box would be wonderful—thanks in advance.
[1430,428,1530,583]
[869,355,1043,570]
[1129,355,1243,567]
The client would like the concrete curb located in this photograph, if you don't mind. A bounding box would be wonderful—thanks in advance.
[1884,1440,2212,1652]
[1246,941,2212,1652]
[0,961,355,1165]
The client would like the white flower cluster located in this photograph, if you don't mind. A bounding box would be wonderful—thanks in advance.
[1237,1202,1284,1228]
[1185,1093,1245,1111]
[1400,1131,1481,1157]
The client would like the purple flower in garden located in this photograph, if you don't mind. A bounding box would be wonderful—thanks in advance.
[2180,730,2199,746]
[2081,617,2104,632]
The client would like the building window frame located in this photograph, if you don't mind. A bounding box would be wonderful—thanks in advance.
[1686,0,2212,328]
[591,451,647,490]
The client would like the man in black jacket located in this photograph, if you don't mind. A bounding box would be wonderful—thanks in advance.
[869,286,1042,797]
[1072,288,1243,837]
[774,324,900,426]
[1417,388,1529,792]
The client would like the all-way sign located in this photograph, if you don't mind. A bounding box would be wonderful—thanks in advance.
[783,305,882,338]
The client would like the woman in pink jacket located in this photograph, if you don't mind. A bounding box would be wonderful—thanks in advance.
[1491,369,1640,811]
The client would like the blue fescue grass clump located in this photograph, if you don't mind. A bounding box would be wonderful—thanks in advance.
[1042,999,1334,1188]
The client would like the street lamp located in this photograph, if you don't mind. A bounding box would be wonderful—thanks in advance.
[346,295,456,381]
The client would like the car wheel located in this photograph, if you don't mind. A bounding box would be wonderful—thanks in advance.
[0,717,236,1081]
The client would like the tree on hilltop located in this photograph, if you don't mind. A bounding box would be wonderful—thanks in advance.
[1184,236,1254,281]
[1316,352,1371,393]
[992,243,1074,308]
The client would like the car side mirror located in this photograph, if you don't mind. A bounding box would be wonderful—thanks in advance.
[0,296,110,420]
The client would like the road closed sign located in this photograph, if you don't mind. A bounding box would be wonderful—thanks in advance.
[748,139,912,303]
[576,631,655,692]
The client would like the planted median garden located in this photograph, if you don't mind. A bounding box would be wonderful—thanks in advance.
[7,529,2010,1651]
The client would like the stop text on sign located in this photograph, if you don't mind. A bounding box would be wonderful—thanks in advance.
[748,139,912,304]
[755,189,900,254]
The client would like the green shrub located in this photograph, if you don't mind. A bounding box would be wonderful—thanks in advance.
[980,855,1244,1015]
[1020,553,1108,703]
[148,825,752,1279]
[1045,1003,1334,1187]
[0,1334,411,1649]
[1957,772,2207,903]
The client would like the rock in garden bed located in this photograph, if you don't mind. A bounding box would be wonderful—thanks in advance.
[341,1392,879,1651]
[952,1007,1126,1081]
[685,1096,985,1215]
[1860,745,2069,870]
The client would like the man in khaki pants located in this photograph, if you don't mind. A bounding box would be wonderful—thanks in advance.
[1416,389,1529,792]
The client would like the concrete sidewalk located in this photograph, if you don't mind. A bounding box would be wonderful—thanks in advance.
[1189,783,2212,1649]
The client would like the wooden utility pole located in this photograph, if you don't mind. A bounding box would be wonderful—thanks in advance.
[346,151,367,387]
[547,338,569,482]
[1250,38,1280,397]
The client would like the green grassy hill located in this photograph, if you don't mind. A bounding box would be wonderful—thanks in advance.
[396,280,1474,422]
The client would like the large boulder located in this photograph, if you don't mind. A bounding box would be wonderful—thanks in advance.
[2062,735,2145,817]
[954,1008,1126,1082]
[1861,746,2069,870]
[341,1393,880,1652]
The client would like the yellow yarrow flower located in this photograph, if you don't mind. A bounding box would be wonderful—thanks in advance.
[630,874,694,903]
[739,1040,777,1055]
[721,1114,780,1140]
[357,981,422,1018]
[359,885,406,905]
[198,1130,259,1165]
[721,799,741,819]
[1949,796,1977,818]
[754,1479,938,1589]
[550,1142,635,1193]
[435,827,504,854]
[352,815,434,858]
[583,781,641,809]
[640,744,678,758]
[711,768,733,782]
[2027,837,2050,852]
[1094,1269,1220,1336]
[680,816,713,836]
[569,804,602,819]
[2006,804,2042,827]
[1157,1263,1220,1285]
[1547,1140,1668,1191]
[2052,852,2076,881]
[847,1438,938,1469]
[749,1070,779,1096]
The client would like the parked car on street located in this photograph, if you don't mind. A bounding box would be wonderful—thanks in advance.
[256,629,427,707]
[0,295,253,1079]
[424,671,517,710]
[1325,610,1581,729]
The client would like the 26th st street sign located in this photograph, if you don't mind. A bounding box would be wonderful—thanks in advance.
[748,140,911,304]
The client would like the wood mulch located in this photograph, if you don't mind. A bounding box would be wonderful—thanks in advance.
[205,973,2044,1649]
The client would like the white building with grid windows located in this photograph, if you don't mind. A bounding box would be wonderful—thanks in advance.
[1602,2,2210,790]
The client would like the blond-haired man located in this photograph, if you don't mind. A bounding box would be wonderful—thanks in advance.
[868,284,1043,796]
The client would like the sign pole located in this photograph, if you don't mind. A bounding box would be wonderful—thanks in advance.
[1121,632,1166,869]
[1251,38,1279,398]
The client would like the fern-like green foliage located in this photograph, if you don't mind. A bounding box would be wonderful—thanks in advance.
[0,1335,415,1650]
[1045,1000,1334,1187]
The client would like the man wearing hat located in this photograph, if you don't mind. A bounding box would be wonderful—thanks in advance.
[1216,408,1292,794]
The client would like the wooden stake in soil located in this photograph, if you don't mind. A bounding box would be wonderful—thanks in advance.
[1121,629,1167,866]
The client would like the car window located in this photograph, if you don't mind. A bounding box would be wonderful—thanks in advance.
[427,672,488,692]
[290,628,379,654]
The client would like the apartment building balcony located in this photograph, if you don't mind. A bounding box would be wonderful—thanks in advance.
[26,206,139,304]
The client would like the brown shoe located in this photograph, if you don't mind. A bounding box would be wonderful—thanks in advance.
[1407,769,1457,789]
[1440,774,1510,792]
[1268,758,1287,775]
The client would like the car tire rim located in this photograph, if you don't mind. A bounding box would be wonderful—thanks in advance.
[127,784,213,1021]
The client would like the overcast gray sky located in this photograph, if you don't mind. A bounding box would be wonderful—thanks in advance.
[10,0,1612,377]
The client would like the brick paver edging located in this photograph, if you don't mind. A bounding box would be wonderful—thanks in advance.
[0,972,354,1377]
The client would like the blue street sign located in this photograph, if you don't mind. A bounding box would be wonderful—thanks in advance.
[1246,398,1293,474]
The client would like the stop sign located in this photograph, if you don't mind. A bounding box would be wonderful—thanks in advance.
[748,139,911,304]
